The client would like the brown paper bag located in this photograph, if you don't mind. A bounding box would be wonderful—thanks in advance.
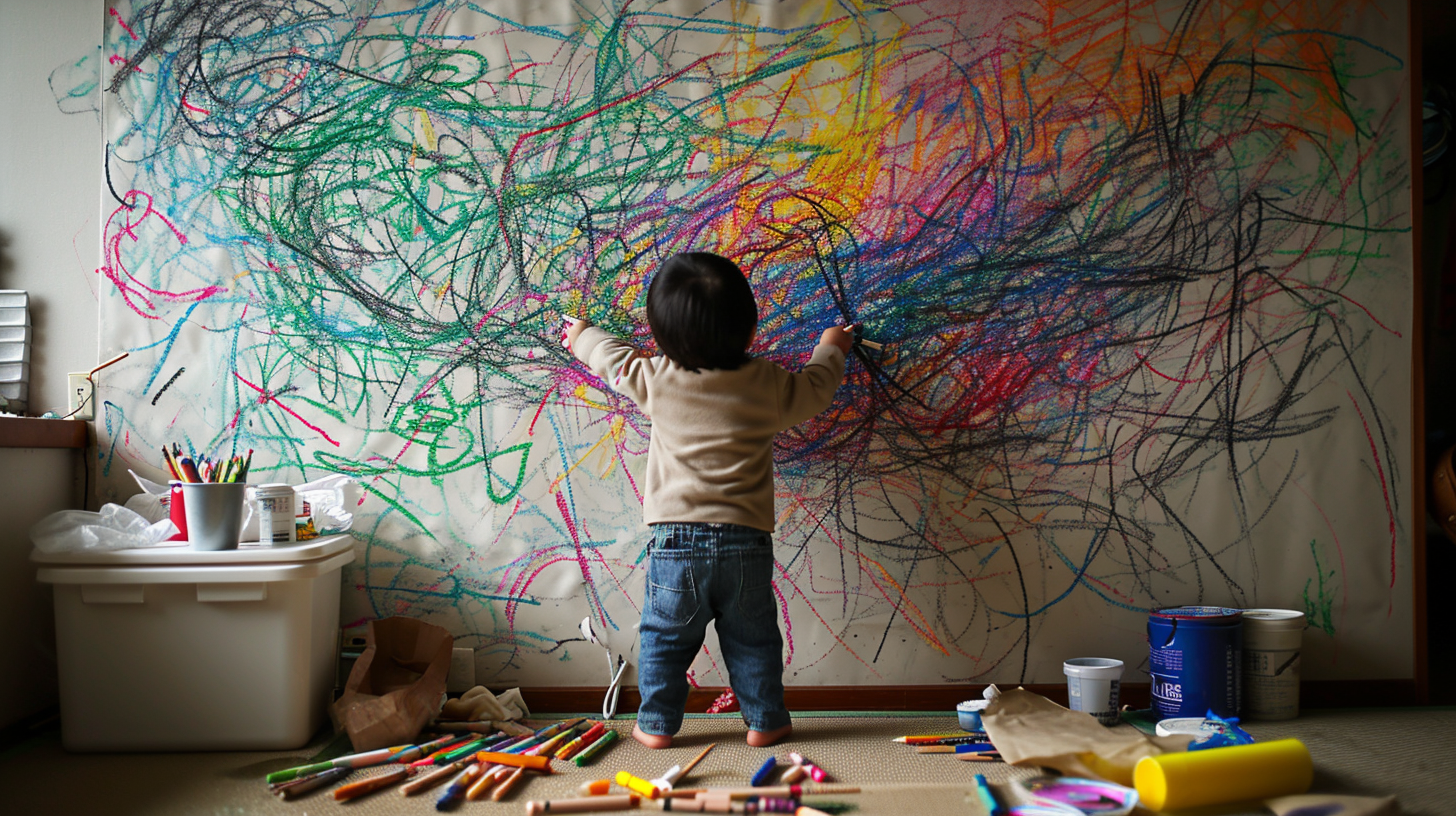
[981,687,1190,786]
[328,616,454,751]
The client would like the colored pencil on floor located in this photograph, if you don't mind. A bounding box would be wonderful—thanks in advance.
[435,761,486,810]
[675,743,715,781]
[916,743,997,754]
[271,766,350,799]
[466,765,508,800]
[334,765,411,801]
[491,765,529,801]
[572,729,620,766]
[892,733,980,744]
[266,743,413,784]
[556,722,606,759]
[402,759,470,795]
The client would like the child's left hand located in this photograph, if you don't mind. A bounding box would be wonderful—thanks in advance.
[562,315,591,351]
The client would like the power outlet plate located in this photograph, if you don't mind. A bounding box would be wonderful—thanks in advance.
[447,647,476,693]
[67,372,93,420]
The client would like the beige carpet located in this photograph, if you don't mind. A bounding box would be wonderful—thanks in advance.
[1,710,1452,816]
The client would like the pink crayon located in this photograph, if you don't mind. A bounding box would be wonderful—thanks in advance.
[788,753,830,783]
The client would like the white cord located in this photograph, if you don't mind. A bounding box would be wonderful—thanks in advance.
[582,616,629,720]
[603,653,627,720]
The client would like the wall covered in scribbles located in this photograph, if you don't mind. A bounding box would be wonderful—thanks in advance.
[93,0,1414,685]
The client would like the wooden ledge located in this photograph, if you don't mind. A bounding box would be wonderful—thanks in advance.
[0,416,87,449]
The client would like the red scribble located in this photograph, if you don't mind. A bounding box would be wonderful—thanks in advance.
[1346,391,1396,588]
[234,372,342,447]
[109,7,139,40]
[99,190,225,320]
[180,95,211,115]
[108,54,142,73]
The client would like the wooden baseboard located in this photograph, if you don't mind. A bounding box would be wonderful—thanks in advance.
[520,680,1422,714]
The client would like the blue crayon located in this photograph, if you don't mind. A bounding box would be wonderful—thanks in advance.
[972,773,1006,816]
[750,755,778,786]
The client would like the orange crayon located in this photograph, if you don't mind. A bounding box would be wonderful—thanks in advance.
[333,766,411,801]
[473,750,553,772]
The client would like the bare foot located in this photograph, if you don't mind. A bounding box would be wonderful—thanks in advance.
[746,723,792,747]
[633,723,673,749]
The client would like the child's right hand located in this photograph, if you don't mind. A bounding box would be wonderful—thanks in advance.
[820,324,855,354]
[562,315,591,351]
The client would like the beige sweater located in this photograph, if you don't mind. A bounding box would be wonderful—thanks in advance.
[573,326,846,531]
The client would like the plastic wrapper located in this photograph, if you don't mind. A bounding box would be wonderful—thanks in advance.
[291,474,357,539]
[30,503,177,553]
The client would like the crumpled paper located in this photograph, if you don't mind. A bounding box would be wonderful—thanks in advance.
[439,685,530,722]
[981,687,1190,785]
[1266,794,1400,816]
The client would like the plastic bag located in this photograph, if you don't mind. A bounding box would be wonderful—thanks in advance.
[293,474,357,538]
[30,503,177,553]
[124,469,168,523]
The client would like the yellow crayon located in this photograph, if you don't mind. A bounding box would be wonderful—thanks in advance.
[616,770,663,799]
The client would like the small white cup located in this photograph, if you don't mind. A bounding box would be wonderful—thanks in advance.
[1064,657,1124,726]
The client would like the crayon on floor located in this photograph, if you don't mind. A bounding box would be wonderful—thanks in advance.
[573,730,620,766]
[750,756,778,786]
[333,766,411,801]
[525,793,640,814]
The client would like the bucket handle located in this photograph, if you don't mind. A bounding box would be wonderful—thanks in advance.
[1158,617,1178,647]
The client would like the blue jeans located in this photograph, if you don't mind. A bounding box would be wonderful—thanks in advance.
[636,522,790,736]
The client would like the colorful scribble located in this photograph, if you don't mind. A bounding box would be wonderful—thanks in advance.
[90,0,1411,684]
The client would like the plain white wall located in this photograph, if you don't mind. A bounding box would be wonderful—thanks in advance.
[0,0,102,729]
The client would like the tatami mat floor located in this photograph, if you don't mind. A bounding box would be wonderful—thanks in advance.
[1,709,1452,816]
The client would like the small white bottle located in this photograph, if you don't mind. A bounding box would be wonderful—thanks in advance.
[255,483,296,545]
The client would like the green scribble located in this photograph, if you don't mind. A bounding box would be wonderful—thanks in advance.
[1303,538,1337,635]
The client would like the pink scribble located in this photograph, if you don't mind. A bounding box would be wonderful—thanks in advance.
[99,190,224,320]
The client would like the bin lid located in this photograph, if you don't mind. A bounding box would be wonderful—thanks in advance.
[1149,605,1243,623]
[30,533,354,567]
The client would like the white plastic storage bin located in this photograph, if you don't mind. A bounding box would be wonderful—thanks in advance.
[33,534,354,751]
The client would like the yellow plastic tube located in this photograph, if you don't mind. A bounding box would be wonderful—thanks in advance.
[1134,738,1313,811]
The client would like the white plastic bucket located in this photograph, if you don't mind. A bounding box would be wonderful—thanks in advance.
[1064,657,1124,725]
[1241,608,1305,720]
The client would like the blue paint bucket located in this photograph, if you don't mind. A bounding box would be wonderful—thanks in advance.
[1148,606,1242,718]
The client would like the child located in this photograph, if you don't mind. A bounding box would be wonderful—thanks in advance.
[564,251,853,748]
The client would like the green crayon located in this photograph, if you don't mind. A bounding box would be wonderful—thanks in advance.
[572,729,619,766]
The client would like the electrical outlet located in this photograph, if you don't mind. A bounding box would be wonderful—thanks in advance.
[68,372,93,420]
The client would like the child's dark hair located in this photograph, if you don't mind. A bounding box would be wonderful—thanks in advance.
[646,252,758,372]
